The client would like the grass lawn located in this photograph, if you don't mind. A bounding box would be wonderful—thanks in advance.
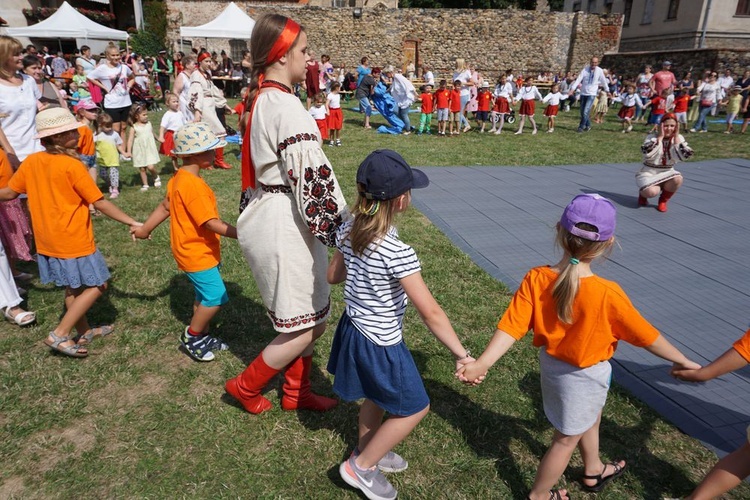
[1,101,748,499]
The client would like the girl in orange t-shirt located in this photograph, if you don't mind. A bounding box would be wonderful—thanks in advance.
[0,108,141,359]
[458,194,700,500]
[673,329,750,499]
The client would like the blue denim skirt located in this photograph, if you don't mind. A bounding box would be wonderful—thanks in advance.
[327,311,429,416]
[38,249,110,288]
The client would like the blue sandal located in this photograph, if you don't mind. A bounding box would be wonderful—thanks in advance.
[44,332,88,358]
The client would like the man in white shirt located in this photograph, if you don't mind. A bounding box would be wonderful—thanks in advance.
[569,56,609,132]
[388,66,417,135]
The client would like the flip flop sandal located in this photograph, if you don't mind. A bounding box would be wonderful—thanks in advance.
[581,460,626,492]
[527,490,568,500]
[74,325,115,345]
[44,332,88,358]
[4,307,36,326]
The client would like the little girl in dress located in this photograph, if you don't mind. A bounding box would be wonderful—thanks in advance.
[126,103,161,192]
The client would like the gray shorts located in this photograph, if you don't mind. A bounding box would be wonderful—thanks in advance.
[437,108,449,121]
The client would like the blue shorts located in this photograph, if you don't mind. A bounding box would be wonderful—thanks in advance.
[648,113,664,125]
[359,97,372,117]
[476,110,489,121]
[185,265,228,307]
[80,154,96,169]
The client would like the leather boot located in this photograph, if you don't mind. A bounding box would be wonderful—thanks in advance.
[657,190,675,212]
[225,352,279,414]
[281,355,338,411]
[213,147,231,169]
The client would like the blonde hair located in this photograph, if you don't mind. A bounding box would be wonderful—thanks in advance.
[40,134,79,160]
[349,186,401,256]
[552,223,614,324]
[0,36,23,80]
[455,58,466,71]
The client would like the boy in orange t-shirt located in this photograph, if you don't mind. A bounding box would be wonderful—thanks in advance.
[133,123,238,362]
[476,82,493,133]
[434,79,451,136]
[417,84,434,135]
[449,80,462,135]
[673,329,750,499]
[671,89,692,133]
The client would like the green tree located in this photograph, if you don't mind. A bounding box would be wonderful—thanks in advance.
[142,0,167,49]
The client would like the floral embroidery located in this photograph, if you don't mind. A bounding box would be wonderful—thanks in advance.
[276,133,317,156]
[268,301,330,330]
[260,184,292,194]
[301,163,342,247]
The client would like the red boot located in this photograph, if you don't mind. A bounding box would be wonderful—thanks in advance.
[638,195,648,207]
[213,147,232,169]
[281,355,338,411]
[657,190,675,212]
[225,352,279,414]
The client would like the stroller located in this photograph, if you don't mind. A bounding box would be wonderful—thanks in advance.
[490,108,516,125]
[130,82,162,112]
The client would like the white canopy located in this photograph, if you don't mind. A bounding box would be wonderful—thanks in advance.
[5,2,129,41]
[180,2,255,40]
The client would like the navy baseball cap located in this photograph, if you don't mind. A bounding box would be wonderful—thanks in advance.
[357,149,429,201]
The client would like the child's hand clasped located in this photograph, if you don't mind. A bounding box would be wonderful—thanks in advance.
[671,359,703,381]
[456,359,487,386]
[130,223,150,241]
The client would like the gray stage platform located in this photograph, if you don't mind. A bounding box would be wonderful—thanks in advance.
[412,158,750,455]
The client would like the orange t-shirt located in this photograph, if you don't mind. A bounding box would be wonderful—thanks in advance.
[434,89,450,110]
[77,124,95,156]
[420,92,434,114]
[477,91,492,112]
[733,329,750,362]
[498,266,660,368]
[0,149,13,189]
[167,169,221,272]
[9,152,103,258]
[449,89,461,112]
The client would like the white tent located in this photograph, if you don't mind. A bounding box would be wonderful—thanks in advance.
[5,2,129,43]
[180,2,255,40]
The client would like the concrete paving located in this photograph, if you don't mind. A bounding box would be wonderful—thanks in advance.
[412,158,750,455]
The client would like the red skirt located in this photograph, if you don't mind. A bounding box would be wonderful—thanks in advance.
[520,99,535,116]
[316,118,329,140]
[494,97,510,114]
[160,130,175,156]
[544,105,559,117]
[618,105,635,119]
[328,108,343,130]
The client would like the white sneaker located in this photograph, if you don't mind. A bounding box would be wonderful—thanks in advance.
[627,125,633,132]
[154,177,162,188]
[463,125,471,132]
[689,128,697,133]
[532,129,537,135]
[140,185,149,192]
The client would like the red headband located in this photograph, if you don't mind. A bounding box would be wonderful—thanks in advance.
[197,52,211,63]
[266,19,301,66]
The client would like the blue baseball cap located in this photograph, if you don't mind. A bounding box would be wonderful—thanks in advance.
[357,149,429,201]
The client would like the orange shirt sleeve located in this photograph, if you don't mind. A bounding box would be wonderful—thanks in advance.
[7,162,27,194]
[497,270,534,340]
[0,150,13,189]
[733,329,750,362]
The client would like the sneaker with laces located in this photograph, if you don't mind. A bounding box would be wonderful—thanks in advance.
[154,177,162,188]
[339,456,397,500]
[335,139,342,146]
[109,188,119,199]
[328,140,335,146]
[352,448,408,473]
[140,185,149,192]
[180,326,229,362]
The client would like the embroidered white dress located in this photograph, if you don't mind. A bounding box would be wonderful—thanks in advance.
[237,91,348,333]
[635,133,693,190]
[188,70,223,136]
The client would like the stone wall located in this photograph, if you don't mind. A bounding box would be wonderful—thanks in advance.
[620,36,750,53]
[167,2,622,78]
[601,49,750,81]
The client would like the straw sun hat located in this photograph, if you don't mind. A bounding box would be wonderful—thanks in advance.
[35,107,81,139]
[171,122,227,156]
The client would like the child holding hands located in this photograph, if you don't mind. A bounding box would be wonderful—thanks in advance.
[0,108,142,357]
[328,149,473,500]
[133,123,236,362]
[673,329,750,499]
[458,194,700,500]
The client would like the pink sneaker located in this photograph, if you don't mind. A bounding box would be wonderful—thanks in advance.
[109,188,119,199]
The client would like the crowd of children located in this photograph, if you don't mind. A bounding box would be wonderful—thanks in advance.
[4,37,750,500]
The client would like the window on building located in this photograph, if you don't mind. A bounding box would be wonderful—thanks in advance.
[229,39,247,63]
[667,0,679,19]
[587,0,596,12]
[623,0,633,25]
[737,0,750,15]
[332,0,356,5]
[641,0,654,24]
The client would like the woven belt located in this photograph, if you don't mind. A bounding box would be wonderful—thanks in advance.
[260,184,292,194]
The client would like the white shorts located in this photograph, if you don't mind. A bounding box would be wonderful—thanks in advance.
[675,112,687,124]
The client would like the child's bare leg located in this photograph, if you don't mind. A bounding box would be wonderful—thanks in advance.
[742,119,750,134]
[171,157,179,170]
[489,113,497,132]
[547,117,553,130]
[357,399,386,452]
[577,412,626,489]
[686,442,750,500]
[529,116,537,133]
[139,167,148,186]
[495,114,505,134]
[146,165,158,179]
[190,303,221,334]
[528,429,577,499]
[515,116,526,134]
[54,284,106,338]
[355,405,429,469]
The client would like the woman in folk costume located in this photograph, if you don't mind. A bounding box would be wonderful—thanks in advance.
[225,14,349,414]
[187,50,231,169]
